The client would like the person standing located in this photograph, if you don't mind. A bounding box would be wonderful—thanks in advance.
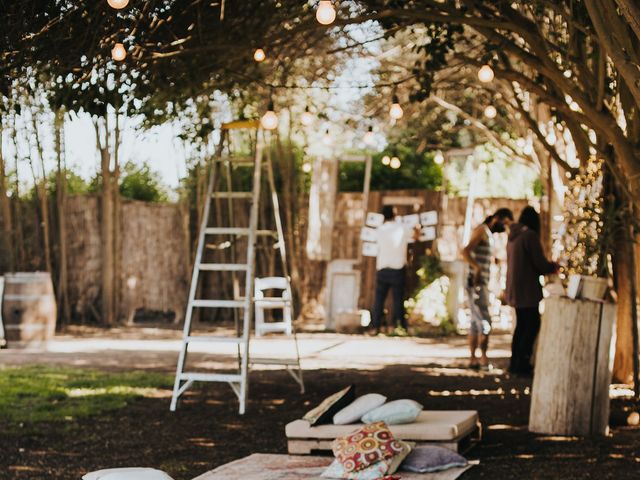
[461,208,513,369]
[505,206,559,376]
[370,206,417,335]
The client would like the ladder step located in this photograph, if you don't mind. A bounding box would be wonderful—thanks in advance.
[211,192,253,199]
[199,263,249,272]
[186,335,245,344]
[250,358,300,366]
[180,372,243,383]
[205,227,250,235]
[191,299,247,308]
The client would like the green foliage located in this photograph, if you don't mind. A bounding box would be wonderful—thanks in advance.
[339,144,443,192]
[119,161,169,202]
[0,366,171,427]
[46,169,91,197]
[416,252,445,288]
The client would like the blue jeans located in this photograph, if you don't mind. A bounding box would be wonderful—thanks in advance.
[372,268,406,330]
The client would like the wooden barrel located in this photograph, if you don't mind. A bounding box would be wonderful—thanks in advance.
[529,296,616,436]
[1,272,57,347]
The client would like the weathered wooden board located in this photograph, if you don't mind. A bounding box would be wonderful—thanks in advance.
[529,296,616,436]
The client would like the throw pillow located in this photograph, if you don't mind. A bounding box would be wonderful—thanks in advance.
[83,468,174,480]
[333,393,386,425]
[303,385,356,426]
[361,399,423,425]
[400,446,468,473]
[321,441,413,479]
[332,421,404,472]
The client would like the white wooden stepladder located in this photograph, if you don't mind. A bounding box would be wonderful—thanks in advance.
[170,120,304,414]
[255,277,293,337]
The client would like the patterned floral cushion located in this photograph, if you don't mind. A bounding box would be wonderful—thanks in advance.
[322,441,413,479]
[331,421,404,473]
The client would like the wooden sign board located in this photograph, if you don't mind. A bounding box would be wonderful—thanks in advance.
[419,226,437,242]
[420,210,438,226]
[366,212,384,228]
[382,195,424,206]
[360,227,377,242]
[362,242,379,257]
[402,214,420,226]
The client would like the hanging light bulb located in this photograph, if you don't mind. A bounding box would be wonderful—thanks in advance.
[301,106,313,126]
[364,126,375,145]
[390,157,401,169]
[523,138,534,155]
[261,101,279,130]
[478,64,494,83]
[302,162,312,173]
[389,94,404,120]
[382,155,391,165]
[322,128,332,145]
[484,105,497,119]
[107,0,129,9]
[253,48,266,63]
[434,151,445,165]
[111,43,127,61]
[316,0,336,25]
[546,129,557,145]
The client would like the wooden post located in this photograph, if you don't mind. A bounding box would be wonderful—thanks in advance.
[529,296,616,436]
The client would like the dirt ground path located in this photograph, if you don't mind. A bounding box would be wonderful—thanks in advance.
[1,330,639,479]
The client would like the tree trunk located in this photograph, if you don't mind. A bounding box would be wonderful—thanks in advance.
[54,109,71,325]
[613,226,635,384]
[30,108,52,274]
[0,123,14,272]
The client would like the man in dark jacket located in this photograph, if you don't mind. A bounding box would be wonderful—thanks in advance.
[505,206,559,375]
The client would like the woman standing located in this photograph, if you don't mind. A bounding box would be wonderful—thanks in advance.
[506,206,559,375]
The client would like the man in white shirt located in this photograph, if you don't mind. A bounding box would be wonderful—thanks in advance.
[370,205,417,335]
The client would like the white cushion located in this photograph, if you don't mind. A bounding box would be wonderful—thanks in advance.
[287,410,479,441]
[83,468,174,480]
[332,393,386,425]
[362,399,424,425]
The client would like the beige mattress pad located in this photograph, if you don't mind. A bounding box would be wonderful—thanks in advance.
[286,410,479,442]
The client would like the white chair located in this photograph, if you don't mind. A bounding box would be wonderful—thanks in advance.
[254,277,293,337]
[83,468,174,480]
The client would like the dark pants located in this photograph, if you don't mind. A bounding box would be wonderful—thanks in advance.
[509,307,541,374]
[371,268,406,330]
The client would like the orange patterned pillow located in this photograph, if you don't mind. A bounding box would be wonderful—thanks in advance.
[331,421,404,473]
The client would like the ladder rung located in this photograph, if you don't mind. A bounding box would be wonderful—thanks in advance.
[250,358,300,366]
[256,230,278,236]
[205,227,250,235]
[180,372,242,383]
[191,299,247,308]
[199,263,249,272]
[186,335,245,344]
[211,192,253,199]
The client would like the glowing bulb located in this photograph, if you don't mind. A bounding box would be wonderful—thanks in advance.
[253,48,266,62]
[390,95,403,120]
[546,130,557,145]
[382,155,391,165]
[261,101,278,130]
[390,157,401,169]
[111,43,127,61]
[478,64,494,83]
[434,151,444,165]
[316,0,336,25]
[302,162,312,173]
[107,0,129,9]
[364,126,375,145]
[484,105,497,118]
[322,129,332,145]
[301,106,313,126]
[523,139,533,155]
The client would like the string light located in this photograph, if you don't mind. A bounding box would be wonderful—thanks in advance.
[253,48,266,62]
[107,0,129,9]
[261,101,279,130]
[301,106,313,126]
[322,128,332,145]
[434,151,444,165]
[382,155,391,165]
[389,94,404,120]
[302,162,312,173]
[364,126,375,145]
[316,1,337,25]
[111,43,127,61]
[546,129,557,145]
[390,157,401,169]
[484,105,497,119]
[477,65,494,83]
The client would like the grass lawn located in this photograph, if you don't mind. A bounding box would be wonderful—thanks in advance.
[0,366,172,429]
